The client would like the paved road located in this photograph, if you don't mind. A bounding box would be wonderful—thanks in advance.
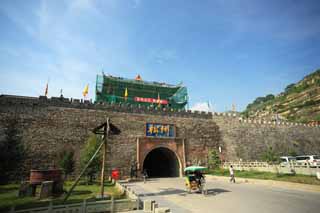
[125,177,320,213]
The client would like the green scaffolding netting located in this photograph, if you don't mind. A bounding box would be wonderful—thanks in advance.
[95,74,188,109]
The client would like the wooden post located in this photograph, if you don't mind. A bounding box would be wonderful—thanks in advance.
[136,198,140,210]
[100,118,110,198]
[82,199,87,213]
[10,206,14,213]
[48,201,53,213]
[111,196,115,213]
[136,138,140,171]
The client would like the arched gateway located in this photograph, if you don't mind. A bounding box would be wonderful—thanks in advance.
[143,147,180,177]
[137,137,186,177]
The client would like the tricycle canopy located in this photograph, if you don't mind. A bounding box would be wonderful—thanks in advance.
[184,166,207,173]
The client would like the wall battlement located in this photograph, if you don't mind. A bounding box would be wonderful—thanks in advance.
[213,112,320,128]
[0,94,212,119]
[1,94,319,128]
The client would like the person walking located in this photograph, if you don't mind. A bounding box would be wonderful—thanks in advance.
[229,165,236,183]
[142,169,148,183]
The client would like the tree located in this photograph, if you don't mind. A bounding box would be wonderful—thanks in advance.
[261,146,279,164]
[265,94,275,101]
[80,134,102,184]
[57,148,75,181]
[0,119,26,184]
[208,149,221,170]
[288,149,297,157]
[285,83,295,93]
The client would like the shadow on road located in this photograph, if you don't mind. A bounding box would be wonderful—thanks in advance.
[138,188,186,197]
[205,188,231,196]
[138,187,231,197]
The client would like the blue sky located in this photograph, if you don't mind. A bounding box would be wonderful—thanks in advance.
[0,0,319,112]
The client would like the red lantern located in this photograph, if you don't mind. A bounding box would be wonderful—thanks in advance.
[111,169,120,180]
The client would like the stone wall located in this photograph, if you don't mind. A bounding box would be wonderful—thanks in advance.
[0,95,221,178]
[213,115,320,161]
[0,94,320,179]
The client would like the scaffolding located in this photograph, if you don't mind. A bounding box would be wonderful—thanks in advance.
[95,74,188,109]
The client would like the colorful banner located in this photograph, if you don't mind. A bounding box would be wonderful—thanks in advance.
[134,97,168,105]
[146,123,175,138]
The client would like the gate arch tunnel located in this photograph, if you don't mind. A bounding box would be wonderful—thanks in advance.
[143,147,180,177]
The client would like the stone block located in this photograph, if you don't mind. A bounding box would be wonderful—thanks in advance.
[18,181,33,197]
[39,181,53,199]
[143,200,155,212]
[53,181,64,194]
[152,202,159,212]
[154,207,170,213]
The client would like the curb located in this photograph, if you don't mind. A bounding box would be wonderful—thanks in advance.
[206,175,320,193]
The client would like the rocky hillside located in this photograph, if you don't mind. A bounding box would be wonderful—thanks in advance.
[243,69,320,123]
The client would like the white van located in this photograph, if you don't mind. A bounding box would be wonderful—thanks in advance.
[296,155,320,167]
[280,156,296,167]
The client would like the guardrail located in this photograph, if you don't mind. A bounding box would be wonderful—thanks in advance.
[223,161,320,176]
[8,198,139,213]
[6,181,140,213]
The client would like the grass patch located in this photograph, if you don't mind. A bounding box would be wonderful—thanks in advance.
[209,168,320,185]
[0,180,125,211]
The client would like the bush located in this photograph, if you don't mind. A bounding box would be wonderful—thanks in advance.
[0,119,26,184]
[57,148,75,180]
[261,146,279,164]
[80,134,102,184]
[208,149,221,169]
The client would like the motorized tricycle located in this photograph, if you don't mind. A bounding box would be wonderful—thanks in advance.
[184,166,207,194]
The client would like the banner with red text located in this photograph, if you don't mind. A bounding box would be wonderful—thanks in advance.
[134,97,168,104]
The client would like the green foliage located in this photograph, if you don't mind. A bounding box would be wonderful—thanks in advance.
[208,149,221,169]
[57,148,75,180]
[285,83,295,93]
[286,83,310,94]
[303,100,316,107]
[0,119,26,184]
[241,110,249,118]
[261,146,279,164]
[245,94,275,112]
[265,94,275,100]
[80,134,102,184]
[314,114,320,121]
[288,149,297,157]
[253,94,275,105]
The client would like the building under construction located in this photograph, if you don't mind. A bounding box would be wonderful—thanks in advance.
[95,74,188,110]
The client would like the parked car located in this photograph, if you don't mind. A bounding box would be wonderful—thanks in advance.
[279,156,296,167]
[296,155,320,167]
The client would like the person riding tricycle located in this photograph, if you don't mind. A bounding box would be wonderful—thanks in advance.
[184,166,207,194]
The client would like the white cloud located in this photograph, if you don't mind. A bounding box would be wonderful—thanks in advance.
[190,102,212,112]
[0,0,109,99]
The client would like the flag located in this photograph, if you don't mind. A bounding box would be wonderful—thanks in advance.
[124,88,128,100]
[83,84,89,97]
[44,83,48,96]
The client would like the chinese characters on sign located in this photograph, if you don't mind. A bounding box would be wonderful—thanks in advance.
[134,97,168,104]
[146,123,175,138]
